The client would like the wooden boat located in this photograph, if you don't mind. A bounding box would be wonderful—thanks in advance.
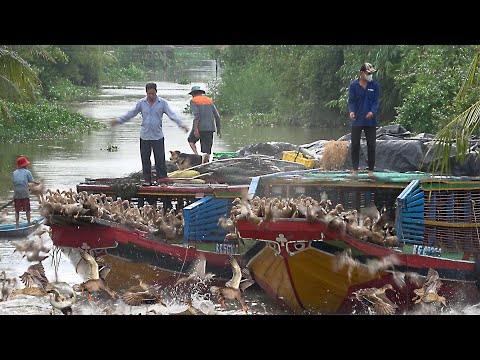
[48,155,307,287]
[0,217,44,238]
[49,195,253,280]
[236,170,480,314]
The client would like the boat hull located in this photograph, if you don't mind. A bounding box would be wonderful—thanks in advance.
[239,219,480,314]
[50,216,240,280]
[0,217,44,238]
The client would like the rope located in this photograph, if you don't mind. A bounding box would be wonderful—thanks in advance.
[176,245,189,283]
[51,245,63,283]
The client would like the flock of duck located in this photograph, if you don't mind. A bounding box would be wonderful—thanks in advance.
[31,182,399,249]
[333,248,447,315]
[36,188,185,241]
[228,195,399,248]
[0,182,447,315]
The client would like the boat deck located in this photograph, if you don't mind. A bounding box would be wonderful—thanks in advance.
[77,179,249,211]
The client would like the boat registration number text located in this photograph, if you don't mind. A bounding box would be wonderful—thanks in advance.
[413,244,442,256]
[216,243,238,254]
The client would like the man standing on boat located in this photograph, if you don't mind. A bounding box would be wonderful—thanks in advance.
[187,85,221,163]
[348,62,379,177]
[12,156,34,229]
[111,82,189,186]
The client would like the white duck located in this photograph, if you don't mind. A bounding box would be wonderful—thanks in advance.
[47,282,77,315]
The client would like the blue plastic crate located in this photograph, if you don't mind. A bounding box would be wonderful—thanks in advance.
[183,196,233,243]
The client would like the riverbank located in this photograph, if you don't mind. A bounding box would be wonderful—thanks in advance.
[0,100,104,143]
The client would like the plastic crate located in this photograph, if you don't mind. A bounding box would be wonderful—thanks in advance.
[183,196,233,243]
[282,151,316,169]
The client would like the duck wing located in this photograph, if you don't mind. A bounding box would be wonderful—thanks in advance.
[225,255,242,289]
[122,290,165,306]
[20,262,49,288]
[375,292,398,315]
[353,287,396,315]
[96,257,112,280]
[423,268,439,287]
[372,297,398,315]
[239,267,255,292]
[78,248,99,280]
[423,268,441,293]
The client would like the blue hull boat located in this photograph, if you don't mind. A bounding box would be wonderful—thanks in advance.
[0,217,44,238]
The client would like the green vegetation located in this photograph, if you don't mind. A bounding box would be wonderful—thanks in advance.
[0,45,175,143]
[45,79,100,101]
[2,43,480,162]
[208,45,480,135]
[0,101,104,143]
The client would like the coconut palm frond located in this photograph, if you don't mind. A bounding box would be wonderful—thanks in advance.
[103,49,118,62]
[424,98,480,175]
[455,50,480,102]
[0,99,12,120]
[0,75,25,102]
[7,45,58,64]
[0,48,41,101]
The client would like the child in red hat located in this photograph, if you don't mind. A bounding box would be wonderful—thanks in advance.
[12,156,34,229]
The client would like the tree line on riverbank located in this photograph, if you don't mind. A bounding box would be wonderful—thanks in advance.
[1,45,480,175]
[209,45,480,135]
[0,45,205,142]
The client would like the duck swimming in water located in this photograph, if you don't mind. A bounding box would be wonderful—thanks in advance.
[412,268,446,307]
[352,283,398,315]
[210,255,249,313]
[47,282,77,315]
[76,248,116,300]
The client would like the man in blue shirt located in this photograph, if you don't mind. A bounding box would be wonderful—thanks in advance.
[112,82,189,186]
[348,62,379,177]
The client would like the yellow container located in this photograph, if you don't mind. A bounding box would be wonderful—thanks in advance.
[282,151,317,169]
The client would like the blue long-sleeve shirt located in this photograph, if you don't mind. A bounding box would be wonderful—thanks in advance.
[117,96,184,140]
[348,79,379,127]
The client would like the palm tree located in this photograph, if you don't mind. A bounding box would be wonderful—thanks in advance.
[0,45,45,119]
[0,46,42,102]
[425,48,480,175]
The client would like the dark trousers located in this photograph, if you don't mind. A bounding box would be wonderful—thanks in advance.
[140,138,167,181]
[351,126,376,171]
[187,129,214,154]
